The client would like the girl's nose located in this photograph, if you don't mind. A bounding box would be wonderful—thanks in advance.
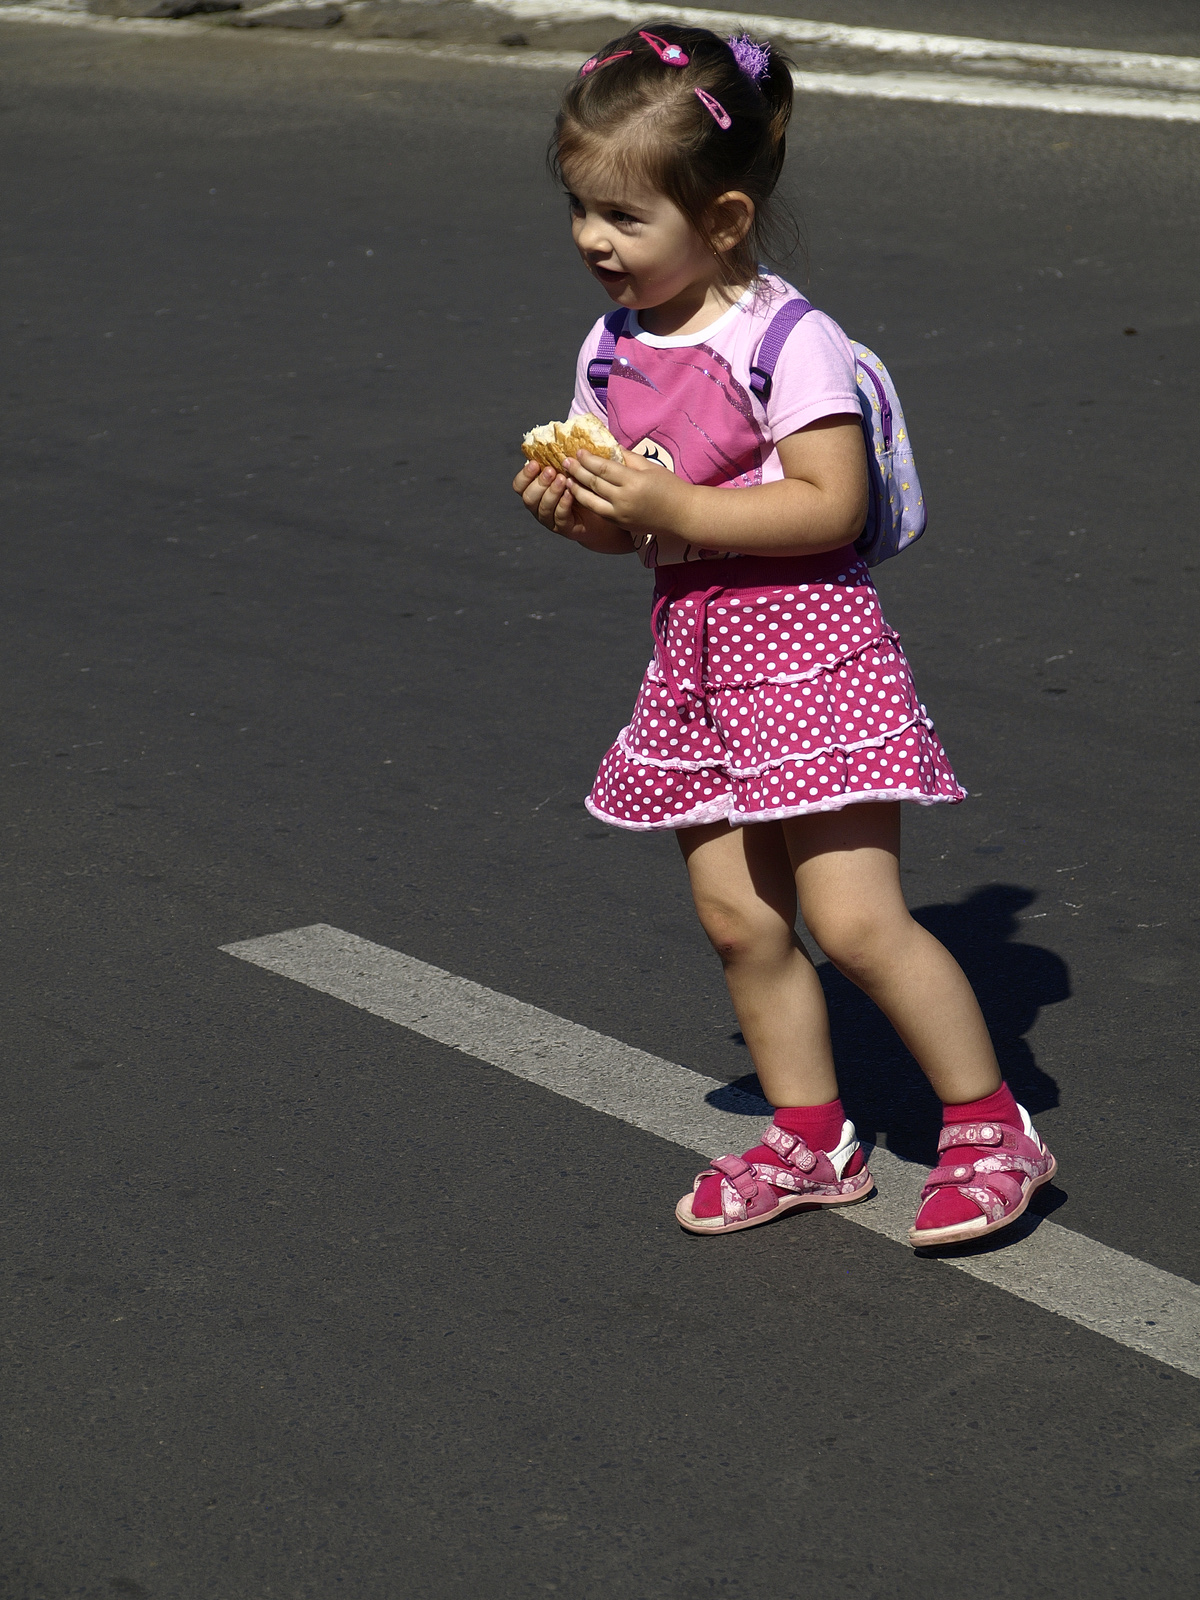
[575,215,611,256]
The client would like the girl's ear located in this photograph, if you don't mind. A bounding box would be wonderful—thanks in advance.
[708,191,755,254]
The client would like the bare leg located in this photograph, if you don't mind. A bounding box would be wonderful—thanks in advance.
[784,803,1000,1105]
[678,820,839,1107]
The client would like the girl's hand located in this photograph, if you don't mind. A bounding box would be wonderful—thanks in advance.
[513,460,582,537]
[564,448,693,539]
[512,460,634,553]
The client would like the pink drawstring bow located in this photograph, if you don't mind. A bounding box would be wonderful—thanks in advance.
[650,575,729,719]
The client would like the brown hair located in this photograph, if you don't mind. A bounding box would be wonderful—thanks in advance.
[551,24,797,290]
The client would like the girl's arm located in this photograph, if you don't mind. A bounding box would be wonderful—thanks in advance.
[562,414,868,557]
[512,460,635,554]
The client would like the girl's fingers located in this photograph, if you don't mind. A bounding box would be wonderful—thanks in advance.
[514,462,558,494]
[512,461,546,493]
[565,455,600,490]
[527,473,576,530]
[568,481,618,519]
[520,480,545,514]
[532,474,577,538]
[553,491,577,533]
[571,450,627,489]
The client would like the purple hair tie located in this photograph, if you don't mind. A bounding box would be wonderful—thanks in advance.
[639,30,689,66]
[580,49,632,75]
[728,32,771,82]
[694,88,732,130]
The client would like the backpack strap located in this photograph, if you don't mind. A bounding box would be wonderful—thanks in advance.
[585,308,630,412]
[749,296,814,403]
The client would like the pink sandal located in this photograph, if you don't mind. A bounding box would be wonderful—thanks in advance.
[909,1105,1057,1247]
[676,1121,874,1235]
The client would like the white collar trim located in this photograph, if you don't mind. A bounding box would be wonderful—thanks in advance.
[628,284,756,348]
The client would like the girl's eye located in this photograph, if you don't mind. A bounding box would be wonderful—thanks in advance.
[608,211,640,226]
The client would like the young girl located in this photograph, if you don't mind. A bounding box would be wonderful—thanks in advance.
[512,24,1056,1247]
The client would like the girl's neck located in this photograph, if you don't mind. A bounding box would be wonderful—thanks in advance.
[636,274,754,338]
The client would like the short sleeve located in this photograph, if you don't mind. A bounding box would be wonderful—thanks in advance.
[762,309,861,443]
[568,317,608,421]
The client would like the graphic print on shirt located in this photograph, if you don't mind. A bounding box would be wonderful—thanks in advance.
[606,335,768,568]
[629,437,675,472]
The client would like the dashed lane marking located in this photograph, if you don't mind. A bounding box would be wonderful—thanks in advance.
[222,923,1200,1380]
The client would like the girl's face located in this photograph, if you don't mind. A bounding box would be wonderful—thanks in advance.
[562,160,751,327]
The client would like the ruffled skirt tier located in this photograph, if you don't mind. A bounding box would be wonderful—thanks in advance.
[587,550,964,832]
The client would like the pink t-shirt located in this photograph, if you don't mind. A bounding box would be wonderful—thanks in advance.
[567,274,860,565]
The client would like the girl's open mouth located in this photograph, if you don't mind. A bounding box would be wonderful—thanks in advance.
[593,265,628,285]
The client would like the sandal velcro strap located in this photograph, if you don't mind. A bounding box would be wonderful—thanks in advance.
[921,1160,1038,1208]
[748,1161,832,1195]
[959,1182,1013,1223]
[974,1152,1044,1181]
[710,1153,759,1201]
[977,1170,1025,1206]
[762,1124,816,1170]
[924,1161,982,1189]
[708,1152,782,1225]
[760,1124,837,1184]
[937,1121,1010,1153]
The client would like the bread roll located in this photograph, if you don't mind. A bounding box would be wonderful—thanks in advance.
[522,413,623,473]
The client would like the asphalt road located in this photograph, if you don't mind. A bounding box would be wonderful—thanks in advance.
[2,20,1198,1599]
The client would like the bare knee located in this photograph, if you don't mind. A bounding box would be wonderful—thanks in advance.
[807,904,911,986]
[694,897,791,968]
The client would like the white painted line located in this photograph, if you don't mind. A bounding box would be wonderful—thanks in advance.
[3,6,1200,122]
[491,1,1200,92]
[0,6,220,31]
[786,68,1200,122]
[221,923,1200,1380]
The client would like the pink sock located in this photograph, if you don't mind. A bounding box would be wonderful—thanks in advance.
[691,1098,860,1219]
[772,1100,847,1152]
[918,1083,1022,1230]
[946,1083,1020,1130]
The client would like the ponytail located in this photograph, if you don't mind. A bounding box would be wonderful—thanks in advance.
[759,48,794,185]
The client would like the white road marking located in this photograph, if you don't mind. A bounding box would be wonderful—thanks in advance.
[784,68,1200,121]
[221,923,1200,1380]
[3,5,1200,122]
[493,0,1200,92]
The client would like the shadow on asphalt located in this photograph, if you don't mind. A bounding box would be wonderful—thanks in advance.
[704,883,1068,1167]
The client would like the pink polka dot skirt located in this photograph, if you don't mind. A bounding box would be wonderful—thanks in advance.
[587,552,965,831]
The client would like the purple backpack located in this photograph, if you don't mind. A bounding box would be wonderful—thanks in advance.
[587,296,925,567]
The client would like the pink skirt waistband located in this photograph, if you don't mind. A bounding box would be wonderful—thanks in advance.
[651,546,865,601]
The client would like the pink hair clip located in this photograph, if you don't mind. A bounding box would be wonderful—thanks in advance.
[580,49,632,75]
[638,31,689,66]
[694,87,732,129]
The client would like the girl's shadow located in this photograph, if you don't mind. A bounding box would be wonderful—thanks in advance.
[709,884,1067,1173]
